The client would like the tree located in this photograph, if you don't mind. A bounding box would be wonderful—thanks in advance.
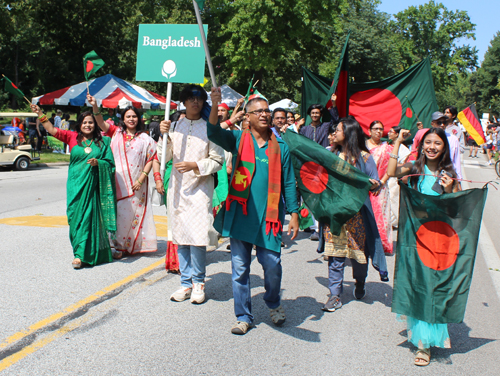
[390,1,478,108]
[475,31,500,117]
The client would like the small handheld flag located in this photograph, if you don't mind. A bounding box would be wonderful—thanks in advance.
[1,74,32,105]
[403,96,418,131]
[83,51,105,81]
[457,104,486,145]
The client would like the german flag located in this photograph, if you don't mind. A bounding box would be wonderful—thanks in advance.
[457,104,485,145]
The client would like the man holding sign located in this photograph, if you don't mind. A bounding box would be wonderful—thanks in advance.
[158,85,224,305]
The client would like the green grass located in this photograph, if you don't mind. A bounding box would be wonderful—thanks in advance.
[31,149,70,164]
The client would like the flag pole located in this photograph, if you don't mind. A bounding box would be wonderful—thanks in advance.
[192,0,217,88]
[160,81,173,176]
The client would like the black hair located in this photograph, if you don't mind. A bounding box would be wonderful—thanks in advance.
[409,127,457,190]
[272,107,287,120]
[337,117,369,165]
[170,110,185,123]
[119,106,145,135]
[245,97,268,112]
[63,113,70,121]
[369,120,383,129]
[328,124,337,134]
[76,111,103,147]
[179,84,207,104]
[444,105,458,119]
[391,126,402,134]
[287,111,295,117]
[307,104,324,116]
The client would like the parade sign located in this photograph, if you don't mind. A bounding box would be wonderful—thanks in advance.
[136,24,207,83]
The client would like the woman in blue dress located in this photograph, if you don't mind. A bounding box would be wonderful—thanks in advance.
[387,127,460,366]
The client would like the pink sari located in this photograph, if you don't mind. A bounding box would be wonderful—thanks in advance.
[108,126,157,254]
[368,142,393,254]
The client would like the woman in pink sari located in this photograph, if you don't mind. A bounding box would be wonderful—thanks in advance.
[366,121,393,254]
[88,95,157,258]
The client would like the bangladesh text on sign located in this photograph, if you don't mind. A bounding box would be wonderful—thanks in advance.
[136,24,207,83]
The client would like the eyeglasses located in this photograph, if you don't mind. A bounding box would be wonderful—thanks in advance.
[186,97,202,103]
[247,109,271,116]
[436,121,445,125]
[371,127,384,132]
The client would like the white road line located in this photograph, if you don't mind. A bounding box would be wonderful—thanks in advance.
[462,163,500,300]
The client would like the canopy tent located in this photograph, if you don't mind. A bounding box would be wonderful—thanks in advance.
[269,99,299,112]
[32,74,177,110]
[206,84,243,107]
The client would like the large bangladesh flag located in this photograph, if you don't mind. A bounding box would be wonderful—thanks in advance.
[302,58,438,137]
[282,130,372,235]
[392,183,487,324]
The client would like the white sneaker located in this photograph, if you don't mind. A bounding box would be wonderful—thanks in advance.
[190,283,205,304]
[170,287,192,302]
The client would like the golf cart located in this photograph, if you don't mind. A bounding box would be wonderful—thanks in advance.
[0,112,40,170]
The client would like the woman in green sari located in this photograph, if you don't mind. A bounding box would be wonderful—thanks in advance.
[31,104,117,269]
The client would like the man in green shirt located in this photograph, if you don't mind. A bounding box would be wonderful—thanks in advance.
[207,87,299,335]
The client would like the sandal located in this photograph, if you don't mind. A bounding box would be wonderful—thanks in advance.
[112,249,124,260]
[72,258,82,269]
[414,348,431,366]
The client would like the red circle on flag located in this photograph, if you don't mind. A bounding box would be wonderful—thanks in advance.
[406,107,413,118]
[231,166,250,192]
[300,161,328,194]
[416,221,459,270]
[300,208,309,217]
[86,60,94,73]
[349,88,402,135]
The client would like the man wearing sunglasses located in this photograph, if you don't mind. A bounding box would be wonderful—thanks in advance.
[207,87,299,335]
[431,111,462,180]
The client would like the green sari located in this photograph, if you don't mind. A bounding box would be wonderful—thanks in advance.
[66,137,117,266]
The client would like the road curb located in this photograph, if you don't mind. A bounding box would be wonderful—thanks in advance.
[31,162,69,168]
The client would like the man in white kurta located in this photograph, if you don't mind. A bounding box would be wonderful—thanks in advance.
[157,85,224,304]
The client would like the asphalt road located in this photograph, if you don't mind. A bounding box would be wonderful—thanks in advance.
[0,155,499,375]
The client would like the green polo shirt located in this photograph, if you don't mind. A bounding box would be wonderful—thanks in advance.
[207,121,299,253]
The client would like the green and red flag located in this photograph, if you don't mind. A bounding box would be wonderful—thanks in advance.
[401,96,421,139]
[392,183,487,324]
[457,104,486,145]
[298,202,314,230]
[282,130,371,235]
[325,32,349,117]
[247,89,267,102]
[302,58,438,136]
[83,51,105,81]
[2,75,25,100]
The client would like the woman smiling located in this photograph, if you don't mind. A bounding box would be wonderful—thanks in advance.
[31,104,117,269]
[88,95,157,258]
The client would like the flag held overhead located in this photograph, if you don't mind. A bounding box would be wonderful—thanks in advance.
[83,51,105,81]
[2,75,25,100]
[457,104,486,145]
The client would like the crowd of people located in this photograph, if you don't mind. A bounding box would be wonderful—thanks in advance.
[28,84,490,367]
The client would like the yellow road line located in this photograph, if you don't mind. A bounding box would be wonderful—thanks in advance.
[0,269,167,372]
[0,258,165,351]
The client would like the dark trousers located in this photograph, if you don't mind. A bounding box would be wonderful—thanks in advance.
[328,256,368,297]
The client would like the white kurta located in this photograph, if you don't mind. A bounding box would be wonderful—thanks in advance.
[157,117,224,246]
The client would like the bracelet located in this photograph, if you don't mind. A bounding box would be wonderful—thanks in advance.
[136,180,143,185]
[93,111,102,116]
[389,153,398,159]
[142,171,149,176]
[153,172,161,177]
[225,119,232,127]
[154,175,162,182]
[39,115,48,123]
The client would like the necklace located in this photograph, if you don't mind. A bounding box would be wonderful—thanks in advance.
[125,132,136,148]
[83,139,93,154]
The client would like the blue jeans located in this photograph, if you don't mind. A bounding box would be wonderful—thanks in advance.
[328,256,368,297]
[230,238,282,324]
[177,245,206,288]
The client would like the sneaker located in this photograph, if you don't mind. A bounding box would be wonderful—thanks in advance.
[354,281,366,300]
[231,321,253,335]
[269,305,286,326]
[322,295,342,312]
[170,287,192,302]
[190,283,205,304]
[310,231,319,241]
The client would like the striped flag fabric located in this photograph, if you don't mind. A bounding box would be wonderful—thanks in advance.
[457,104,486,145]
